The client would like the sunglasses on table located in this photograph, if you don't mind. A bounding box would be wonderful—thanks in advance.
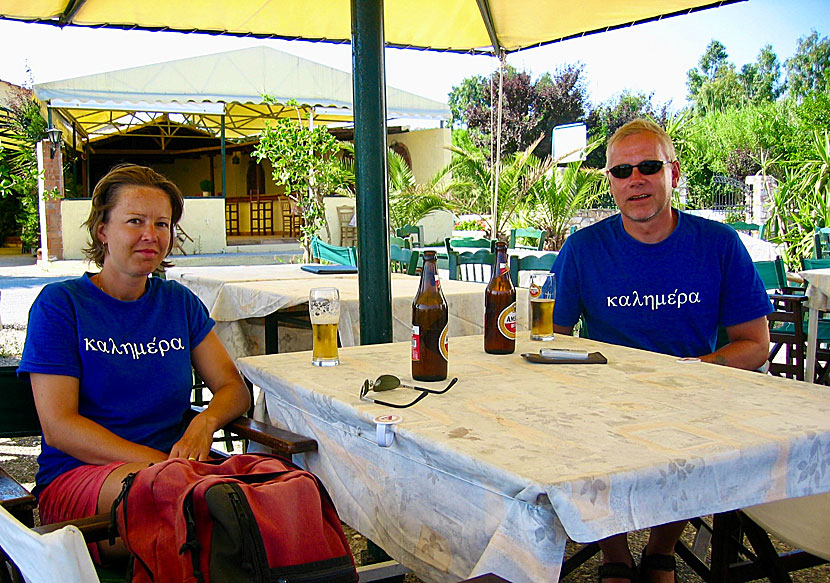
[607,160,674,179]
[359,375,458,408]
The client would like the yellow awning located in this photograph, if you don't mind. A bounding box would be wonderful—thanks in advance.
[1,0,744,54]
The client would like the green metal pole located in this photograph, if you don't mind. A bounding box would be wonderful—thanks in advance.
[351,0,392,345]
[220,115,226,198]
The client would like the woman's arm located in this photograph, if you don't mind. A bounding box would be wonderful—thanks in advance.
[30,373,168,465]
[169,330,251,461]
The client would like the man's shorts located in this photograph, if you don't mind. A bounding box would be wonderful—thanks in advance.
[39,462,126,563]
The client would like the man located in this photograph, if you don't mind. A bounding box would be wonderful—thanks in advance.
[551,119,772,583]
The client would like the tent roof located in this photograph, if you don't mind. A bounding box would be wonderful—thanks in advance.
[34,46,450,141]
[1,0,744,54]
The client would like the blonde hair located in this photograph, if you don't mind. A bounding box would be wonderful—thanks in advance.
[82,164,184,268]
[606,119,677,165]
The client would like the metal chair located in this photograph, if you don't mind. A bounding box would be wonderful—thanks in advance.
[395,225,424,248]
[447,249,494,283]
[508,227,546,251]
[444,236,496,255]
[390,244,420,276]
[508,253,558,286]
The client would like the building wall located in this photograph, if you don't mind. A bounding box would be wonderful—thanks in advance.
[60,198,226,259]
[389,128,451,184]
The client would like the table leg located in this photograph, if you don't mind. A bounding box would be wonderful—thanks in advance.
[806,307,818,383]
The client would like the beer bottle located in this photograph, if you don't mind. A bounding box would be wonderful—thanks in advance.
[484,241,516,354]
[412,250,449,381]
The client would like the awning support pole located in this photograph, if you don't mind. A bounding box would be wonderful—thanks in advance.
[352,0,392,346]
[220,114,226,198]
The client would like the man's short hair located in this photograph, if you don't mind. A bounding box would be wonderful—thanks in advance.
[606,119,677,165]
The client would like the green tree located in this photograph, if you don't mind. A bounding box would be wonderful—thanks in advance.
[387,150,452,231]
[452,63,588,159]
[585,90,671,168]
[521,140,605,249]
[739,44,785,103]
[443,137,547,238]
[0,87,46,250]
[447,75,488,128]
[687,40,751,113]
[786,30,830,99]
[253,99,352,258]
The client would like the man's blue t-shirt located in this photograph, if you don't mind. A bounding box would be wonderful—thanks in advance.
[18,274,214,495]
[551,211,773,358]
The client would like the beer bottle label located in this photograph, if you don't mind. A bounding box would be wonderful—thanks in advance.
[529,283,541,298]
[498,262,509,276]
[439,323,449,361]
[497,302,517,340]
[411,325,421,361]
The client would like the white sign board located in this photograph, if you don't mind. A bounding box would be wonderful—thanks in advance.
[552,123,587,163]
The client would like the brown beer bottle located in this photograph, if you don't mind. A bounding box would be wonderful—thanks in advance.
[484,241,516,354]
[412,250,449,381]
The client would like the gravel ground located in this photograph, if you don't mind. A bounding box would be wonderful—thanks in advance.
[1,254,828,583]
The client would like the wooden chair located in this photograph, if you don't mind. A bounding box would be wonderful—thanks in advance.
[390,244,420,276]
[280,198,301,238]
[310,236,358,267]
[508,253,558,287]
[447,249,494,283]
[508,228,546,251]
[752,258,810,381]
[224,200,240,236]
[395,225,424,248]
[0,366,318,583]
[338,205,357,247]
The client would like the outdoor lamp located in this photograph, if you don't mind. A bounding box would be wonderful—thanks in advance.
[46,127,62,159]
[232,153,241,165]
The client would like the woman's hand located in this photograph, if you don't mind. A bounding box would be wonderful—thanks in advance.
[168,411,217,461]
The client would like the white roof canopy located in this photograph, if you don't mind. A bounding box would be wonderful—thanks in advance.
[34,46,450,141]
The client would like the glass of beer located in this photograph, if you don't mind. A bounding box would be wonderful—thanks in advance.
[309,287,340,366]
[528,272,556,341]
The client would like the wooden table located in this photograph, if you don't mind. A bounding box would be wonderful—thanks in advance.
[237,333,830,583]
[167,264,528,359]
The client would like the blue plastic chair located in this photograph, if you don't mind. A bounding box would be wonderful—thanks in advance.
[310,236,358,267]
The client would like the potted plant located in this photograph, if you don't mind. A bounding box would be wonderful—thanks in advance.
[199,179,213,197]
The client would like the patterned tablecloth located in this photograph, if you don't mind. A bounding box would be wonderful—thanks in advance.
[167,264,527,359]
[797,268,830,382]
[237,333,830,583]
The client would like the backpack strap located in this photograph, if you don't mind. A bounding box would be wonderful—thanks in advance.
[180,491,205,583]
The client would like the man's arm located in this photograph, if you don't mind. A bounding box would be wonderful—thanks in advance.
[554,324,575,336]
[699,316,770,370]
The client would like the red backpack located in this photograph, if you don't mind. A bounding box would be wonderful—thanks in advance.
[110,454,357,583]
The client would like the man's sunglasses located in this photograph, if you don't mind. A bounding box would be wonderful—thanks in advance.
[607,160,673,179]
[360,375,458,408]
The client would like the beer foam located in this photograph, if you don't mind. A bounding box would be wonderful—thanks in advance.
[310,299,339,324]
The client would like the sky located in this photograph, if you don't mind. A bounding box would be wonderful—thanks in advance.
[0,0,827,112]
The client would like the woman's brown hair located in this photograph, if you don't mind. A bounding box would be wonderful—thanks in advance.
[82,164,184,269]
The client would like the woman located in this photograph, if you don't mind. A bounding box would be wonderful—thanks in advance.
[18,164,250,562]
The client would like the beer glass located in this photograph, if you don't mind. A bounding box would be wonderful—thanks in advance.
[309,287,340,366]
[528,272,556,341]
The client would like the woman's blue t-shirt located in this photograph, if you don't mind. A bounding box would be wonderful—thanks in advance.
[18,274,214,495]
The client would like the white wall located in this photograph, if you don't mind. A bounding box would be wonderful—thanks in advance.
[60,197,226,259]
[388,128,451,184]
